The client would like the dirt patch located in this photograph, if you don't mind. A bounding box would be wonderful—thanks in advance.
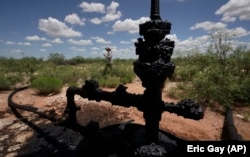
[0,80,250,156]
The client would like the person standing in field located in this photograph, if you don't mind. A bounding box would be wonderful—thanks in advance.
[103,47,113,74]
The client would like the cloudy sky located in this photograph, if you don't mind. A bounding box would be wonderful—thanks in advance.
[0,0,250,59]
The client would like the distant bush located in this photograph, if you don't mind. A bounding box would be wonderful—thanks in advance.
[5,73,24,87]
[171,48,250,108]
[31,77,63,95]
[89,62,136,88]
[35,65,84,85]
[232,78,250,103]
[0,75,11,90]
[98,76,120,88]
[47,53,65,65]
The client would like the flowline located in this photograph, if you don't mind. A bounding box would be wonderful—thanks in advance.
[7,87,73,155]
[6,86,136,156]
[7,86,243,156]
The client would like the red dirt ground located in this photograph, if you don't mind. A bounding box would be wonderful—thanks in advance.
[0,79,250,156]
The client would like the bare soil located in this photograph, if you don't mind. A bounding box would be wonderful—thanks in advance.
[0,79,250,156]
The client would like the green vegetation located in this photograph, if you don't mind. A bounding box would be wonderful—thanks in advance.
[0,55,136,92]
[166,30,250,109]
[170,49,250,108]
[0,30,249,109]
[30,77,63,95]
[0,75,11,90]
[1,50,249,109]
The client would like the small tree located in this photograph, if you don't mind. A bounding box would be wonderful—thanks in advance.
[47,53,65,65]
[203,29,234,108]
[208,29,234,67]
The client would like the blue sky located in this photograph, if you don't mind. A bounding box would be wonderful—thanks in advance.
[0,0,250,59]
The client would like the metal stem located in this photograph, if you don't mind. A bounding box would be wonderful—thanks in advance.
[150,0,161,20]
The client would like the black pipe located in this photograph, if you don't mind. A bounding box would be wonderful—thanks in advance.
[69,80,205,121]
[7,86,61,122]
[8,87,74,156]
[221,108,242,141]
[150,0,161,20]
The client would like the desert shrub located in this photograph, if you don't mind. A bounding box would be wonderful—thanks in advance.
[166,85,181,99]
[183,66,236,108]
[5,73,24,87]
[47,53,66,65]
[88,61,136,88]
[35,65,84,85]
[166,81,194,100]
[53,67,83,84]
[109,65,135,84]
[239,78,250,103]
[98,76,120,88]
[172,65,199,82]
[31,77,63,95]
[232,78,250,104]
[120,72,135,84]
[0,75,11,90]
[171,45,250,108]
[66,56,86,65]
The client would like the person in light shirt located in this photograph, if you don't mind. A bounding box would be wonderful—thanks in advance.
[103,47,113,74]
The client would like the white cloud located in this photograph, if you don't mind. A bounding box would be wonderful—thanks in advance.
[79,2,105,13]
[40,37,47,41]
[130,38,137,43]
[69,47,85,52]
[11,49,23,53]
[42,43,52,47]
[190,21,227,31]
[216,0,250,22]
[65,13,85,26]
[221,16,236,22]
[167,29,250,57]
[113,17,150,34]
[165,34,179,42]
[225,27,250,38]
[190,21,250,40]
[25,35,40,41]
[68,39,92,45]
[5,41,15,45]
[120,41,131,44]
[51,38,64,44]
[96,38,111,44]
[102,1,122,22]
[91,36,111,44]
[166,34,210,54]
[38,17,82,37]
[87,1,122,24]
[114,47,136,59]
[107,31,115,35]
[233,41,250,50]
[178,36,210,49]
[91,47,101,51]
[40,49,47,52]
[18,42,31,46]
[90,18,103,24]
[25,35,47,42]
[192,24,250,39]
